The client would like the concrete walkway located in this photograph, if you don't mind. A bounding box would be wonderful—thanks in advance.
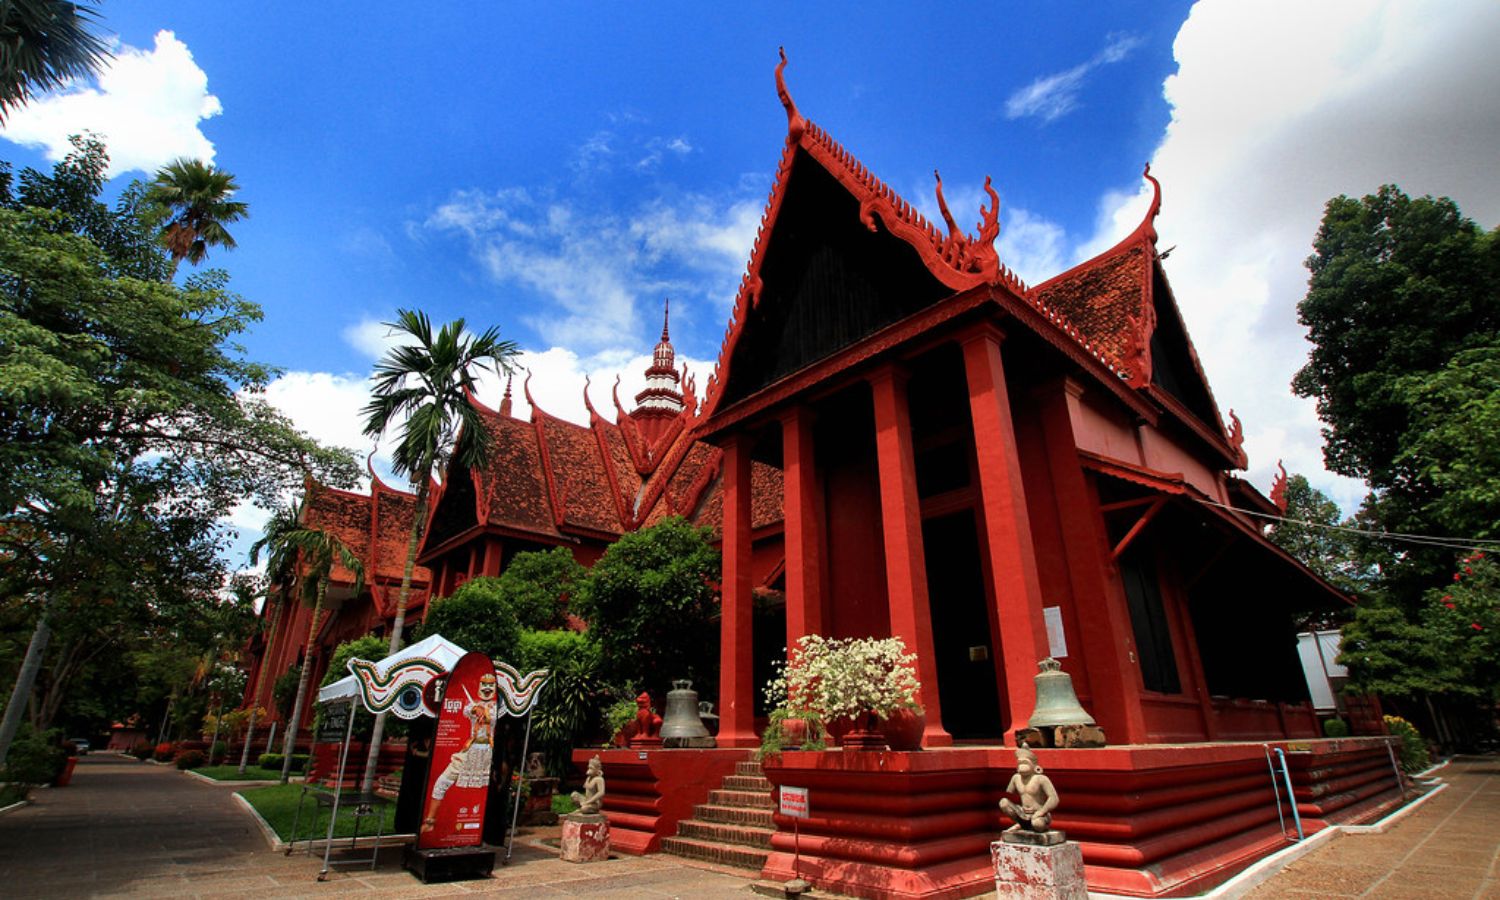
[3,753,1497,898]
[0,754,762,898]
[1244,755,1500,900]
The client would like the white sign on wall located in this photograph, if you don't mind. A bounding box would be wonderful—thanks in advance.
[779,785,809,819]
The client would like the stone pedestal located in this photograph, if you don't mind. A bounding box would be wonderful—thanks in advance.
[561,813,610,863]
[991,839,1087,899]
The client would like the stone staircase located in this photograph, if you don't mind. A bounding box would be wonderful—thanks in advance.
[661,759,776,871]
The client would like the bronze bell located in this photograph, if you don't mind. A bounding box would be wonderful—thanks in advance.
[1028,658,1096,728]
[661,679,715,747]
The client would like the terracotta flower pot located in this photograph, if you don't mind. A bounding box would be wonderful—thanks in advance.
[839,711,889,751]
[879,708,925,750]
[780,717,809,749]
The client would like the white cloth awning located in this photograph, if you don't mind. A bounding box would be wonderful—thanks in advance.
[316,633,467,705]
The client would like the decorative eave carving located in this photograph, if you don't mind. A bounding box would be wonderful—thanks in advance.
[1270,460,1289,514]
[611,375,653,476]
[1226,409,1248,468]
[523,370,568,529]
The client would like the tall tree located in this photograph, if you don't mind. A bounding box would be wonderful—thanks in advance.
[1266,474,1374,601]
[0,139,357,767]
[249,506,364,784]
[357,309,515,793]
[141,158,248,275]
[0,1,110,121]
[237,504,301,774]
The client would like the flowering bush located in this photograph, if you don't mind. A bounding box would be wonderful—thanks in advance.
[1383,715,1430,773]
[764,635,922,724]
[153,742,176,762]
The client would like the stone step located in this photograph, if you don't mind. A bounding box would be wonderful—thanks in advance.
[660,835,771,872]
[736,760,765,777]
[709,788,775,809]
[695,802,775,828]
[723,774,773,791]
[675,818,774,848]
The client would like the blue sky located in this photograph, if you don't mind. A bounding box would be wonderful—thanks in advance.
[5,1,1499,557]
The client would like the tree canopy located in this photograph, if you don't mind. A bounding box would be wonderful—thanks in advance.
[0,138,357,764]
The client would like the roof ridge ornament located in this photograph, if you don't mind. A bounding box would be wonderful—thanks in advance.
[1270,460,1289,514]
[775,47,805,140]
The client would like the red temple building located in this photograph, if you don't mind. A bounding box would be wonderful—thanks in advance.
[240,475,432,728]
[240,55,1404,899]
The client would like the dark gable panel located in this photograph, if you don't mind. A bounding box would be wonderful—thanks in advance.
[721,150,952,407]
[425,461,478,550]
[1149,266,1219,427]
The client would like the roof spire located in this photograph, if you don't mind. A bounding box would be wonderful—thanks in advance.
[661,296,671,342]
[499,371,513,418]
[775,47,805,140]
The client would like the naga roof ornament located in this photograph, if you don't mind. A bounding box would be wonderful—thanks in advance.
[1270,460,1289,514]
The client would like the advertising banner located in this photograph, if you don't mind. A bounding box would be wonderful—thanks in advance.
[418,651,496,849]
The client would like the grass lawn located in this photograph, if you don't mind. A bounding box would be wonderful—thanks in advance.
[191,765,282,782]
[238,783,400,841]
[552,793,578,815]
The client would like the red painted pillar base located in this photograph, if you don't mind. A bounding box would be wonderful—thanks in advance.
[717,433,758,748]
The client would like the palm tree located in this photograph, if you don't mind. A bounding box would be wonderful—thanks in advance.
[250,500,365,784]
[141,158,248,276]
[239,504,301,775]
[0,1,111,121]
[356,309,515,793]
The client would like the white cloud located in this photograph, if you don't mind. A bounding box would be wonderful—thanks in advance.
[342,316,405,361]
[1,30,221,177]
[1077,0,1500,511]
[1006,32,1142,122]
[426,187,758,354]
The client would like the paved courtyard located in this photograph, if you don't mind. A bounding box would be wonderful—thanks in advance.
[1,752,1497,898]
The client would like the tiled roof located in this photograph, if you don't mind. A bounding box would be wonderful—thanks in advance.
[1032,241,1152,382]
[301,480,431,591]
[473,410,560,538]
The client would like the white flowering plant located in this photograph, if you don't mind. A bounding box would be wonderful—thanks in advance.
[763,634,922,724]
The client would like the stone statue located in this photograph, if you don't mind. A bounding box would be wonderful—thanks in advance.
[999,744,1059,834]
[570,754,606,815]
[526,751,546,780]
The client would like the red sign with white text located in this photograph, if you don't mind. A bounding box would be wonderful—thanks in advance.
[418,652,496,849]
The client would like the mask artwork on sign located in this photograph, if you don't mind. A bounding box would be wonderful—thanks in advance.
[417,652,549,850]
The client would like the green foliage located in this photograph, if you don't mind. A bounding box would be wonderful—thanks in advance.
[1321,717,1350,738]
[1424,552,1499,700]
[0,137,357,752]
[498,548,585,630]
[515,629,612,775]
[141,158,248,269]
[1337,602,1464,700]
[0,2,111,121]
[1294,185,1500,488]
[572,516,721,694]
[603,697,637,744]
[1267,474,1374,601]
[417,577,521,662]
[320,635,390,688]
[0,724,66,784]
[175,749,206,769]
[257,752,308,773]
[1384,715,1431,773]
[209,740,227,764]
[758,708,827,759]
[271,668,301,721]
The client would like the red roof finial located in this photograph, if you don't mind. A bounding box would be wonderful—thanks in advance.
[499,371,513,418]
[776,47,805,140]
[661,296,671,342]
[1270,460,1289,513]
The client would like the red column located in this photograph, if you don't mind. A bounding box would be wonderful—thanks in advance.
[481,537,503,577]
[717,432,758,747]
[869,367,952,747]
[961,328,1051,741]
[1036,378,1148,743]
[781,406,824,643]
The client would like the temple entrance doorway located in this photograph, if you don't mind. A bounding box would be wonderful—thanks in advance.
[922,510,1005,740]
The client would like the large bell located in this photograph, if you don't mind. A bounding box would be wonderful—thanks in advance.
[661,679,715,747]
[1028,658,1096,728]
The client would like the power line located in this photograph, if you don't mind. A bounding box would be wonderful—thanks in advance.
[1194,497,1500,554]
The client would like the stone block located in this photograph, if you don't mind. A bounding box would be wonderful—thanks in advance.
[991,839,1087,900]
[561,813,610,863]
[1013,727,1046,748]
[1053,724,1107,748]
[1002,828,1066,846]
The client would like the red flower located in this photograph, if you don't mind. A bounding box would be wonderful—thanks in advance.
[1443,595,1453,601]
[1444,602,1456,610]
[1454,573,1462,582]
[1464,566,1473,575]
[1471,623,1483,631]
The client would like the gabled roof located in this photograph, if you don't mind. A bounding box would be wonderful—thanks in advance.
[687,51,1248,470]
[300,476,432,593]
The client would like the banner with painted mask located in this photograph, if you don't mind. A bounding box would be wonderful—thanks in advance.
[418,652,496,849]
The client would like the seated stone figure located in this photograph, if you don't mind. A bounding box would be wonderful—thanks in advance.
[570,754,606,815]
[999,744,1059,832]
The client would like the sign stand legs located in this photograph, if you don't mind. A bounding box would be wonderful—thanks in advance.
[319,702,358,881]
[503,709,535,865]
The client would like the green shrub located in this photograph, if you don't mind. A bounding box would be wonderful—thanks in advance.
[515,629,614,775]
[175,749,206,769]
[130,740,154,760]
[272,667,301,721]
[0,726,67,785]
[257,752,309,773]
[1384,715,1431,773]
[415,577,521,662]
[1322,717,1350,738]
[497,547,585,630]
[209,740,227,764]
[603,697,637,744]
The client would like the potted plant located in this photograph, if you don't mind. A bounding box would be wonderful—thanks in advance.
[764,635,923,752]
